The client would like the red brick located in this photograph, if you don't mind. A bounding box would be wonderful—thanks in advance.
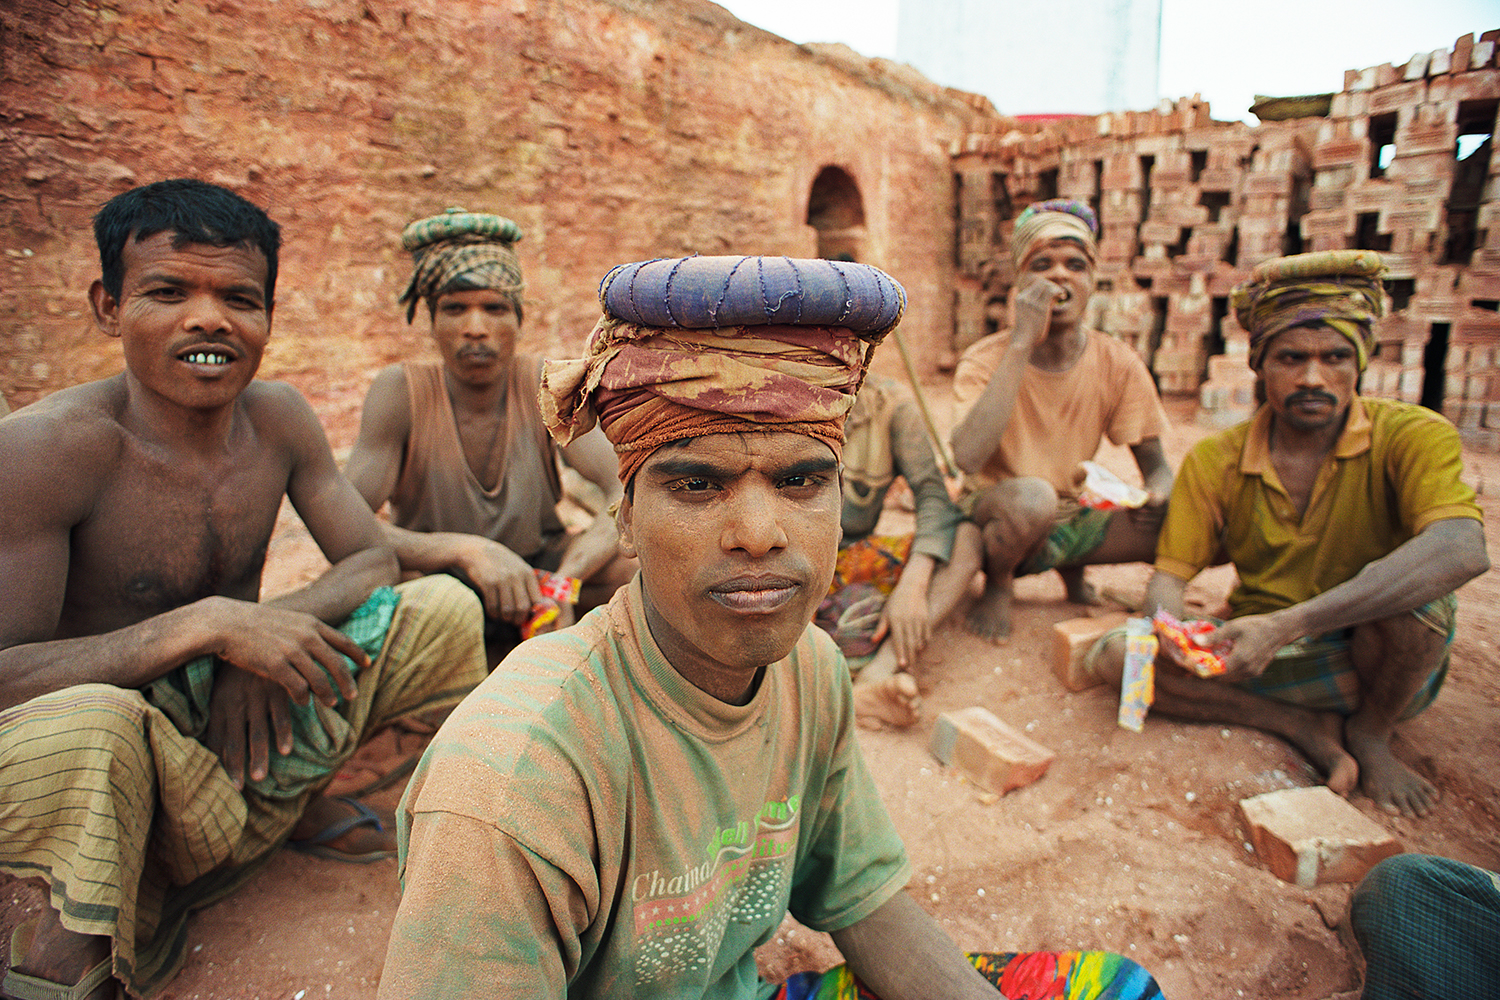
[1370,80,1426,114]
[929,707,1056,795]
[1240,786,1404,888]
[1050,611,1131,691]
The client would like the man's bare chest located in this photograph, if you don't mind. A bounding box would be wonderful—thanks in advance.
[67,445,290,623]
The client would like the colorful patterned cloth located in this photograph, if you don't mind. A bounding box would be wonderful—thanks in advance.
[1351,854,1500,1000]
[1012,199,1099,269]
[815,535,913,658]
[1230,249,1386,370]
[776,950,1163,999]
[398,207,525,323]
[1017,505,1114,576]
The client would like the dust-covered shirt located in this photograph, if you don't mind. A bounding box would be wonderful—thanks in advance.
[379,577,911,999]
[951,329,1169,497]
[1156,396,1483,617]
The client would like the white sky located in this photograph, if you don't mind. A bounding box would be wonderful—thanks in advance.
[713,0,1498,121]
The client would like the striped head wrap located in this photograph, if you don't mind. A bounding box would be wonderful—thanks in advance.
[541,256,904,485]
[1232,250,1387,371]
[398,208,524,324]
[1011,199,1099,270]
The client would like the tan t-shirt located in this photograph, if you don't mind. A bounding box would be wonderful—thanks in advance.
[951,329,1169,497]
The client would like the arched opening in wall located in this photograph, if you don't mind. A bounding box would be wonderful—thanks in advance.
[807,166,866,262]
[1421,323,1450,413]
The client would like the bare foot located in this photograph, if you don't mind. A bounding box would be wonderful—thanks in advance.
[1284,710,1361,797]
[853,673,921,730]
[8,906,115,1000]
[1058,566,1100,606]
[1345,716,1439,817]
[965,581,1013,640]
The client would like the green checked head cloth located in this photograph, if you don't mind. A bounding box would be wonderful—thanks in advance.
[399,207,525,324]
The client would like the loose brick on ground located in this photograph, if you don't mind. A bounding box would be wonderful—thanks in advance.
[930,706,1056,795]
[1239,786,1403,889]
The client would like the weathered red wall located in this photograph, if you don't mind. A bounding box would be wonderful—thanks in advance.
[1,0,986,416]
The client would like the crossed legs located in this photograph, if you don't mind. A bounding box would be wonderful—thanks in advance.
[1093,610,1447,816]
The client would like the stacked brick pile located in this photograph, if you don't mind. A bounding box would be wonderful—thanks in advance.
[953,30,1500,445]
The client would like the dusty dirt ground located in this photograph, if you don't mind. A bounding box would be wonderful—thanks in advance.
[3,386,1497,1000]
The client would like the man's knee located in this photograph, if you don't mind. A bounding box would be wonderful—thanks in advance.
[971,477,1056,537]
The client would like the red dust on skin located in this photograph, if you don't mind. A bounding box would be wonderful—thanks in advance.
[429,289,520,391]
[88,231,272,416]
[618,431,841,705]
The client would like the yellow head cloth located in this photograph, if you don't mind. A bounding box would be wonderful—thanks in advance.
[1011,199,1099,270]
[1231,250,1387,371]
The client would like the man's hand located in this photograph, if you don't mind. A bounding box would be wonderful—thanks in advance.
[1177,613,1297,683]
[1009,274,1064,349]
[204,664,293,789]
[207,598,363,706]
[873,575,932,668]
[455,537,544,624]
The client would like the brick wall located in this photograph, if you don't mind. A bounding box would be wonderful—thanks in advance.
[0,0,988,412]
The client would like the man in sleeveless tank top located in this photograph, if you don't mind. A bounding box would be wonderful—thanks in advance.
[346,210,635,664]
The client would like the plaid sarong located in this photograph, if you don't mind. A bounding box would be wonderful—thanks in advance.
[776,949,1163,999]
[0,575,486,996]
[1351,854,1500,1000]
[1239,592,1455,717]
[1018,505,1114,576]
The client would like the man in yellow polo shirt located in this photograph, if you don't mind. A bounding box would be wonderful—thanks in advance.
[1095,250,1487,818]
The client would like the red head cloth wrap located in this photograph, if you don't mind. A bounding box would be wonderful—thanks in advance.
[1231,250,1387,371]
[540,255,905,485]
[1011,199,1099,270]
[398,208,525,324]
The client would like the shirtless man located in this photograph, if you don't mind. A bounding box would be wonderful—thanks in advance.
[1095,250,1488,818]
[951,200,1173,639]
[0,179,486,999]
[345,209,632,663]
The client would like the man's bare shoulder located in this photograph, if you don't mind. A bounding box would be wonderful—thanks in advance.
[239,379,328,443]
[0,378,130,470]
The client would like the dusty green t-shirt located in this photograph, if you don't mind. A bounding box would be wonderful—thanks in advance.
[380,577,911,999]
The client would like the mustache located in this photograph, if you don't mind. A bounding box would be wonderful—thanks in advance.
[1286,390,1339,407]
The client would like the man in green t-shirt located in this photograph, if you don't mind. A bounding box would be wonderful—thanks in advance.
[379,257,1163,999]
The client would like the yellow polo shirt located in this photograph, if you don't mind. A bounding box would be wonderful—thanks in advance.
[1156,396,1482,618]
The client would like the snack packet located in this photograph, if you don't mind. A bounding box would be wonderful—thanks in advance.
[1078,460,1149,511]
[521,571,584,639]
[1117,616,1157,733]
[1151,608,1228,677]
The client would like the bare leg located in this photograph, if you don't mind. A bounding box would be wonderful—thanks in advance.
[966,478,1056,641]
[1091,638,1358,796]
[1058,565,1099,606]
[1344,615,1447,817]
[8,899,115,999]
[852,523,981,730]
